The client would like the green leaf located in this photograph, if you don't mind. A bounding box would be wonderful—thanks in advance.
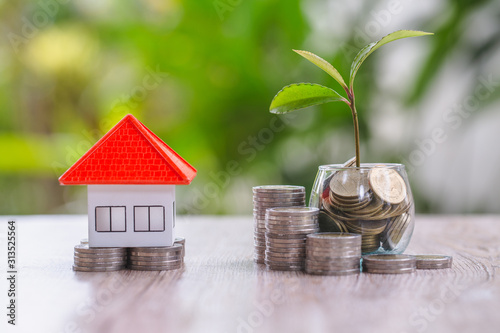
[349,30,434,88]
[293,49,347,89]
[269,83,347,114]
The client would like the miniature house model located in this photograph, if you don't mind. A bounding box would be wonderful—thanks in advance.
[59,114,196,247]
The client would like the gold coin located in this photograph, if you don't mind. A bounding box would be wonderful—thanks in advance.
[369,167,406,204]
[330,169,370,199]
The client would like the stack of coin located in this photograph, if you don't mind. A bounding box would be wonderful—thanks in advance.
[305,233,361,275]
[362,254,416,274]
[415,255,452,269]
[252,186,306,264]
[175,237,186,258]
[128,243,184,271]
[73,244,127,272]
[319,161,413,253]
[265,207,319,271]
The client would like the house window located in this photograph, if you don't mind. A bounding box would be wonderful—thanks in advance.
[134,206,165,232]
[95,206,126,232]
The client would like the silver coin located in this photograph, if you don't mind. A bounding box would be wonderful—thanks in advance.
[305,267,360,276]
[73,251,127,259]
[266,238,307,244]
[362,254,415,263]
[128,264,183,271]
[73,265,126,272]
[266,224,319,231]
[74,256,127,263]
[266,251,306,258]
[264,258,304,265]
[253,196,305,202]
[266,243,306,249]
[266,229,319,236]
[129,259,182,266]
[253,185,305,192]
[266,206,319,215]
[129,254,184,261]
[362,267,416,274]
[307,232,361,242]
[74,244,126,254]
[265,215,318,222]
[306,250,361,259]
[266,264,304,270]
[80,238,88,245]
[265,233,309,240]
[129,244,183,253]
[305,263,360,271]
[74,260,127,267]
[414,255,452,269]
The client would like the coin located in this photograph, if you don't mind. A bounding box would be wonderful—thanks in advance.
[175,237,186,256]
[253,185,306,264]
[74,244,127,254]
[305,267,360,276]
[414,255,452,269]
[369,167,406,204]
[362,254,416,274]
[253,185,305,193]
[74,256,127,263]
[73,265,125,272]
[330,169,370,199]
[304,232,361,275]
[128,264,183,271]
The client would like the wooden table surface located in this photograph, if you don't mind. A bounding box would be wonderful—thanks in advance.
[1,215,499,333]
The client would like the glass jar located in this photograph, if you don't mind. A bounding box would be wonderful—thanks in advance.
[309,163,415,254]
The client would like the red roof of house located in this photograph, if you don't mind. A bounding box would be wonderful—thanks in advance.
[59,114,197,185]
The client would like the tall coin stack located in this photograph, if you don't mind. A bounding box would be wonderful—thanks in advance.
[128,243,184,271]
[252,186,306,264]
[265,207,319,271]
[305,233,361,275]
[362,254,416,274]
[320,165,413,253]
[73,243,127,272]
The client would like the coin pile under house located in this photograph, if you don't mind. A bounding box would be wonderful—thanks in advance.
[73,237,186,272]
[305,233,361,275]
[265,207,319,271]
[73,243,127,272]
[252,185,306,264]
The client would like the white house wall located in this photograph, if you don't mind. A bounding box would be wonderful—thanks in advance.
[87,185,175,247]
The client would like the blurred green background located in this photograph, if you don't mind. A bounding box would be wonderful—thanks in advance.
[1,0,500,215]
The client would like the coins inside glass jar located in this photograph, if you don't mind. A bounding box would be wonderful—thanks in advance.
[319,158,413,254]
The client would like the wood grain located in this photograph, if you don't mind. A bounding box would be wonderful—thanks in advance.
[1,215,499,333]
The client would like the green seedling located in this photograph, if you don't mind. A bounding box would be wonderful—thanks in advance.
[270,30,433,167]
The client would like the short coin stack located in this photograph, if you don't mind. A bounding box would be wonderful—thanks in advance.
[305,233,361,275]
[73,244,127,272]
[128,242,184,271]
[252,186,306,264]
[415,255,452,269]
[265,207,319,271]
[320,164,413,253]
[362,254,416,274]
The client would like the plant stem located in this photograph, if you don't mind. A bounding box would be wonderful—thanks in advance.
[348,97,361,168]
